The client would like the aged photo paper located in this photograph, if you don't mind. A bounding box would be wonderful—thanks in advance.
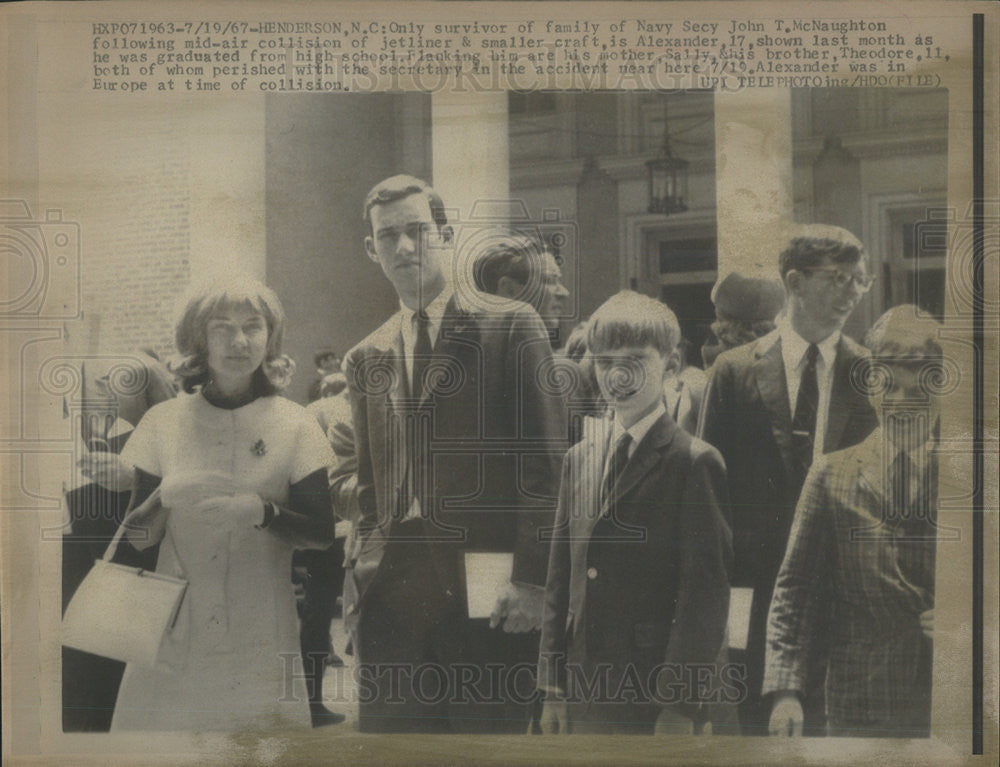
[2,1,997,764]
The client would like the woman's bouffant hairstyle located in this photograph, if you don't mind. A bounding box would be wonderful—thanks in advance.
[170,276,295,395]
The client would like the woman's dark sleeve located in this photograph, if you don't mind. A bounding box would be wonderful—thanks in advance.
[266,468,335,550]
[117,468,164,561]
[129,467,162,510]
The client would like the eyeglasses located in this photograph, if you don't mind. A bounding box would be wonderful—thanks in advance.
[801,267,875,293]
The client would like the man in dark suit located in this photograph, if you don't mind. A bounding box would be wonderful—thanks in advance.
[471,234,602,446]
[472,233,570,347]
[698,225,878,734]
[343,175,567,733]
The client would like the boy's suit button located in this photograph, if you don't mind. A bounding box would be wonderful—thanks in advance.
[586,567,598,580]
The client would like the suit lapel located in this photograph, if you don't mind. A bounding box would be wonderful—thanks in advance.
[825,338,858,453]
[363,318,407,529]
[357,309,409,401]
[605,415,675,512]
[855,431,889,510]
[383,328,407,409]
[418,295,476,408]
[575,419,612,540]
[572,415,672,547]
[752,337,796,473]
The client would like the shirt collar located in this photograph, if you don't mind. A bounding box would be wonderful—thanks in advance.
[400,287,453,328]
[612,402,666,450]
[777,313,840,370]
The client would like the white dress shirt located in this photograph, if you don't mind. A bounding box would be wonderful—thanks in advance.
[607,401,666,468]
[398,288,452,521]
[772,315,840,461]
[399,287,453,388]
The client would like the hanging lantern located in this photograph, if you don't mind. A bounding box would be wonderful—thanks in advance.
[646,98,689,215]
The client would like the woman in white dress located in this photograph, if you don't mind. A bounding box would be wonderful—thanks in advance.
[111,278,338,731]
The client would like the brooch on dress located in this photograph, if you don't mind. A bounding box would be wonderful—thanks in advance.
[251,438,267,457]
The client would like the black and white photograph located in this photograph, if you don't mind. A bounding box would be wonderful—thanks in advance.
[1,2,996,765]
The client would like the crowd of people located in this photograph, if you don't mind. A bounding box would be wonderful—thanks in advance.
[65,173,942,738]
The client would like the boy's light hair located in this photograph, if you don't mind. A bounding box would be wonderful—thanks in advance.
[864,304,943,365]
[586,290,681,357]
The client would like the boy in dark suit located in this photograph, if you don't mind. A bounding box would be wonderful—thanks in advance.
[538,291,733,735]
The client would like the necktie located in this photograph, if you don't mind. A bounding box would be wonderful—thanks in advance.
[411,310,432,399]
[600,432,632,508]
[395,311,432,524]
[791,343,820,471]
[398,411,425,524]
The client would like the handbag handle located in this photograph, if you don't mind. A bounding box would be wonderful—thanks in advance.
[101,486,163,562]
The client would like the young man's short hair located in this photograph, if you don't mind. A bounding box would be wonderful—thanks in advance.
[472,233,540,294]
[362,174,448,235]
[779,224,866,280]
[586,290,681,357]
[865,304,943,365]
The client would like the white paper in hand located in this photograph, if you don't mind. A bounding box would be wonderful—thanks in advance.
[464,552,513,619]
[728,587,754,650]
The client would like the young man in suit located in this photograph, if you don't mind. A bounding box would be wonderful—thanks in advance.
[698,225,879,734]
[538,291,733,735]
[765,305,943,737]
[343,175,567,732]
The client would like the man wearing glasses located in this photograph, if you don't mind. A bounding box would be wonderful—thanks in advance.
[698,224,878,735]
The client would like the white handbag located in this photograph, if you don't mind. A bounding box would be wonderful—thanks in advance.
[62,492,187,667]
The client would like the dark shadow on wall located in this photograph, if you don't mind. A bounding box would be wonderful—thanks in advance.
[265,94,432,403]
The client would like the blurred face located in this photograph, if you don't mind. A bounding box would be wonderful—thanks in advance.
[317,354,341,374]
[593,345,671,426]
[205,303,268,391]
[870,363,941,451]
[788,256,870,337]
[535,252,570,332]
[365,193,447,307]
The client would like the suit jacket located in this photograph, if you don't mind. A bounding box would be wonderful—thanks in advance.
[538,413,732,716]
[697,329,877,709]
[699,330,877,589]
[343,294,567,614]
[763,430,937,732]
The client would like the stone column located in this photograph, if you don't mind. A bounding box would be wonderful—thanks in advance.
[431,92,509,298]
[713,89,794,284]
